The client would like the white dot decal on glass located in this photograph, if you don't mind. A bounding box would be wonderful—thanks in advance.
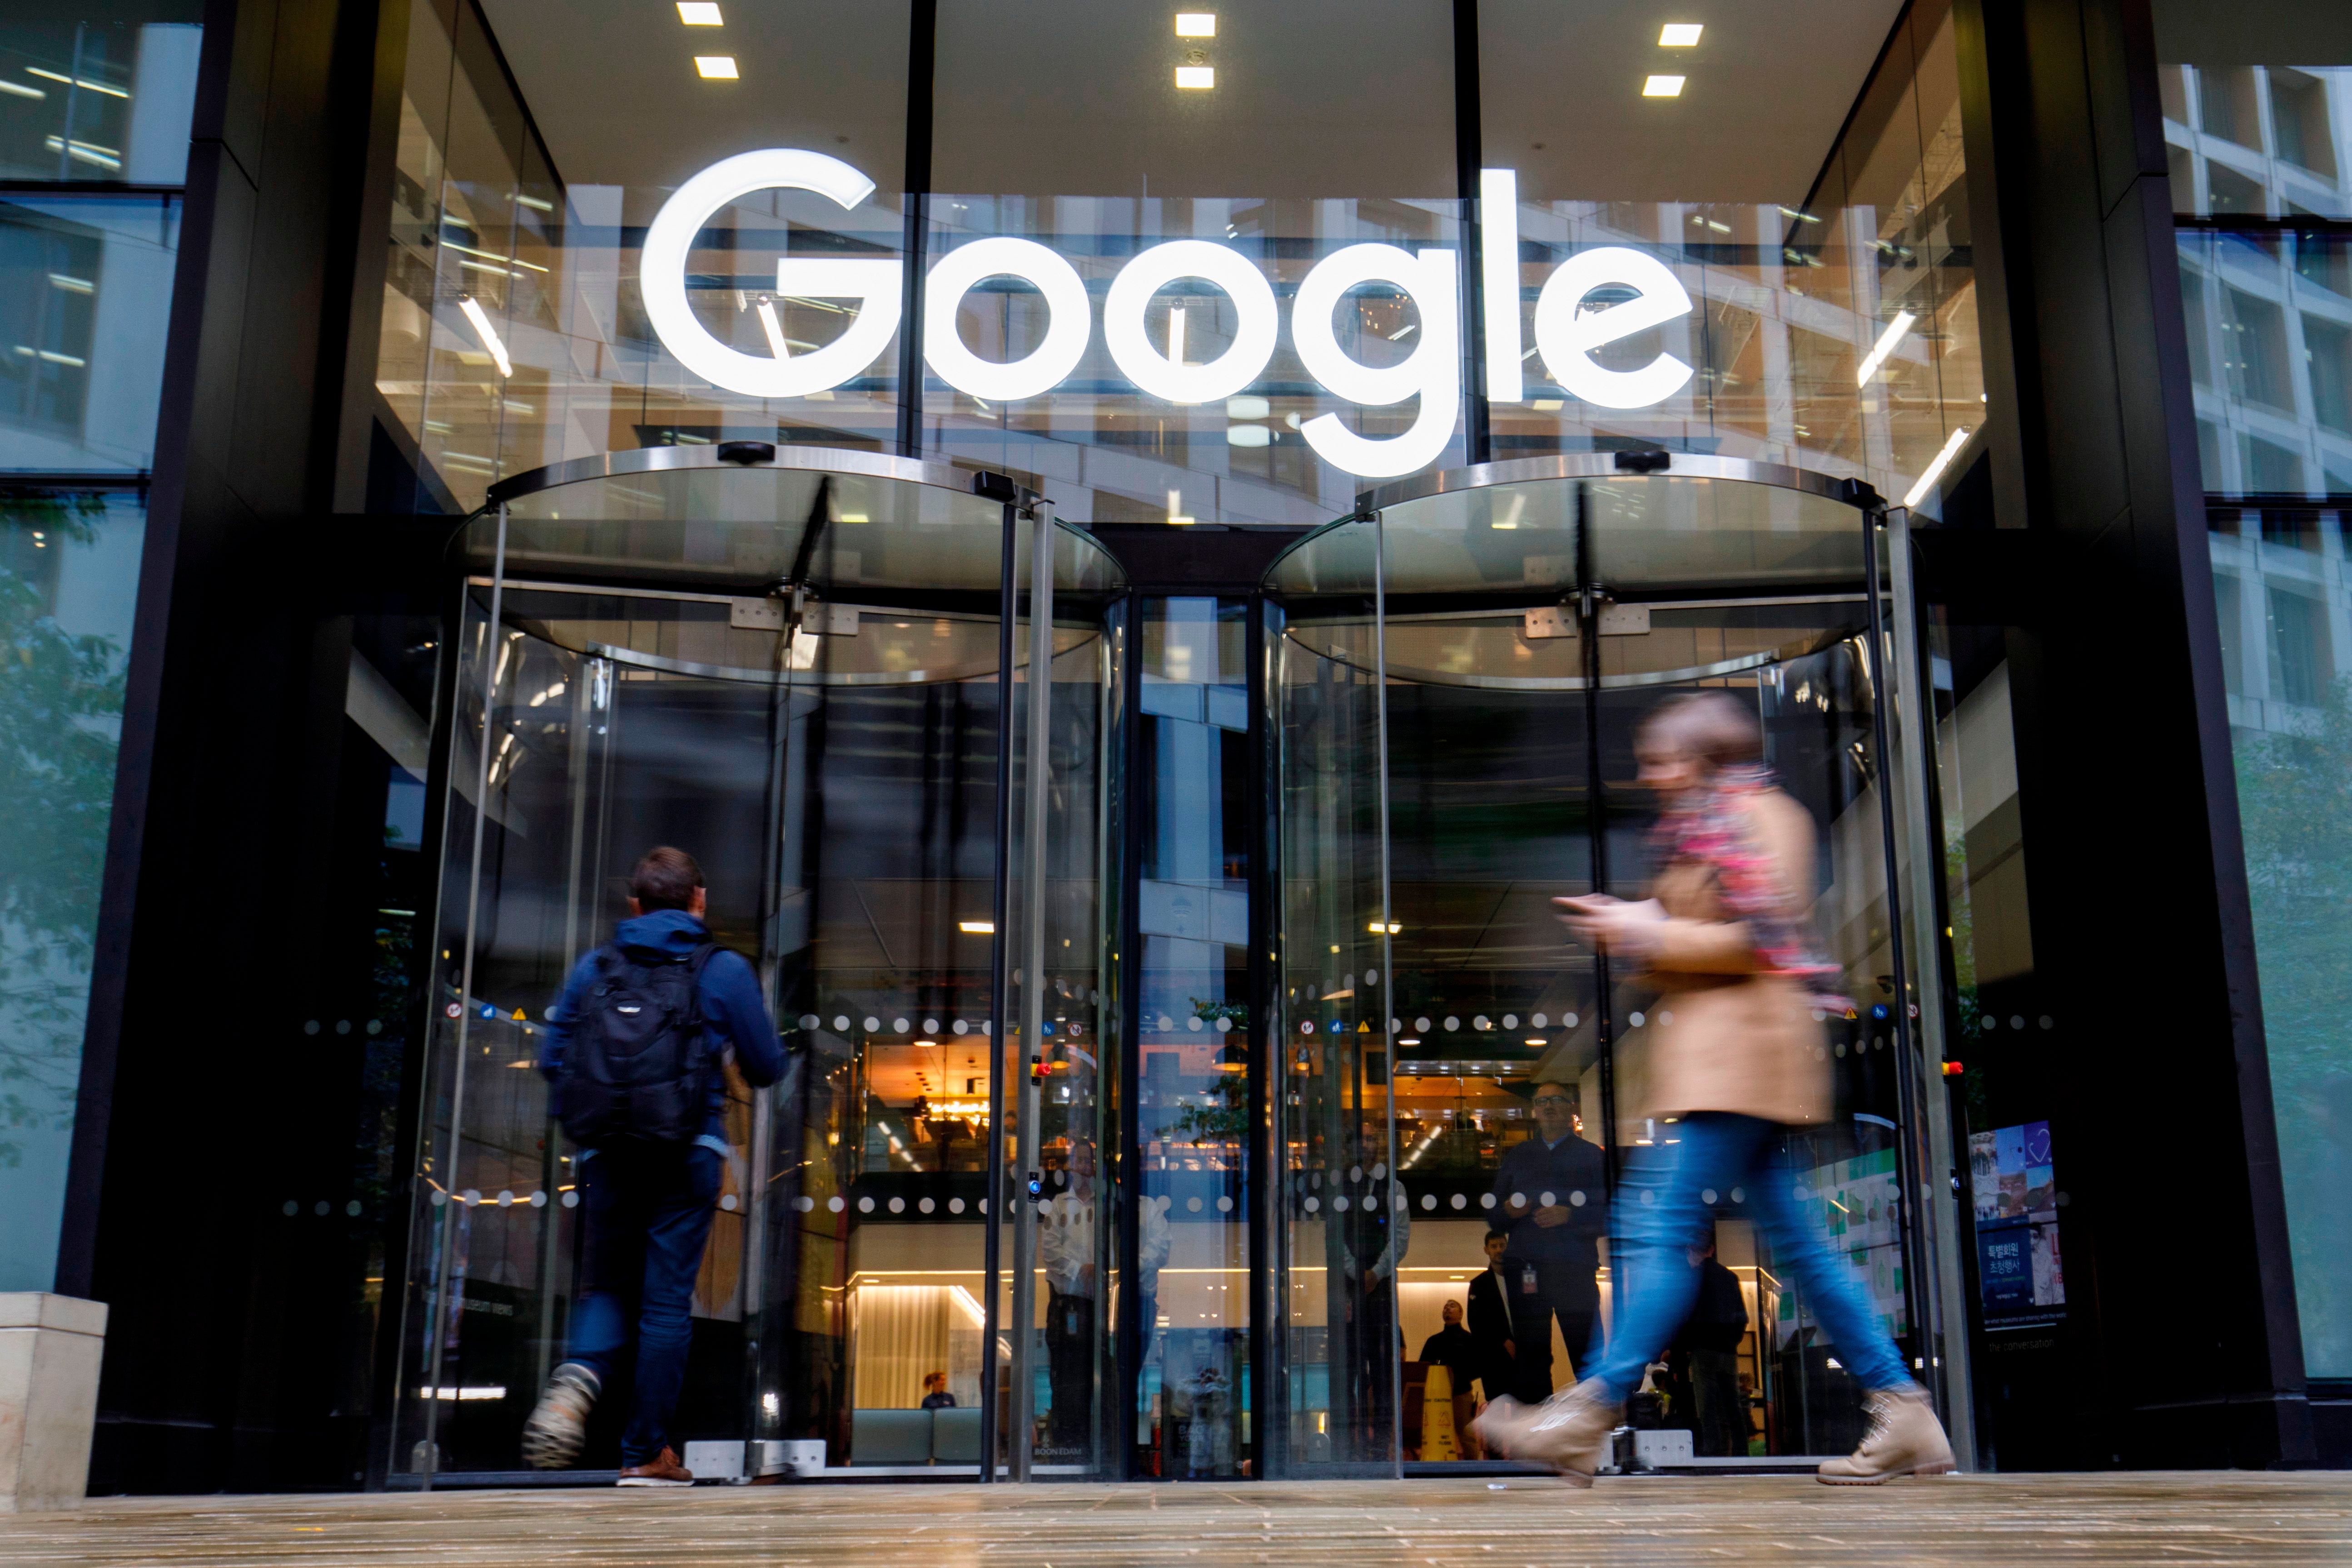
[864,1016,880,1032]
[801,1014,819,1030]
[1304,1196,1319,1213]
[923,1018,939,1034]
[1979,1015,1995,1030]
[894,1018,910,1033]
[720,1194,739,1211]
[1217,1017,1232,1032]
[1480,1193,1497,1209]
[1037,1199,1054,1218]
[1629,1011,1646,1027]
[887,1196,905,1214]
[2039,1015,2054,1030]
[462,1190,481,1206]
[335,1020,352,1035]
[1365,969,1377,985]
[835,1015,850,1032]
[919,1196,935,1214]
[1539,1190,1555,1207]
[1701,1188,1718,1205]
[1188,1016,1203,1031]
[1450,1192,1467,1210]
[1659,1010,1674,1025]
[562,1191,579,1208]
[2009,1015,2025,1030]
[953,1019,969,1035]
[1444,1016,1460,1031]
[1349,1166,1363,1183]
[949,1196,965,1214]
[1510,1192,1527,1208]
[1639,1190,1656,1205]
[431,1192,449,1208]
[1730,1187,1745,1204]
[828,1195,845,1213]
[1160,1015,1176,1030]
[348,1200,366,1216]
[796,1195,814,1212]
[368,1019,383,1035]
[1812,1009,1827,1021]
[1372,1163,1386,1180]
[1416,1017,1432,1032]
[1333,1195,1350,1212]
[1217,1195,1233,1212]
[304,1020,319,1035]
[857,1196,875,1214]
[1421,1193,1436,1210]
[1532,1012,1548,1028]
[1502,1014,1518,1029]
[496,1190,514,1207]
[309,1200,327,1216]
[1564,1012,1578,1028]
[1188,1196,1203,1213]
[1569,1190,1587,1207]
[1835,1042,1847,1058]
[1473,1015,1489,1030]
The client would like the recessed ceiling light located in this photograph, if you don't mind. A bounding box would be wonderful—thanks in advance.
[1175,65,1215,89]
[1175,11,1216,36]
[677,2,722,22]
[1659,23,1702,45]
[695,55,738,78]
[1643,74,1686,96]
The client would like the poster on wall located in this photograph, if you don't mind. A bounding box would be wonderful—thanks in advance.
[1775,1146,1909,1349]
[1969,1119,2066,1326]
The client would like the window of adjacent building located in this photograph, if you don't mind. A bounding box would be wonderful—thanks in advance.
[2265,582,2329,706]
[2306,314,2352,437]
[0,194,179,470]
[0,8,200,184]
[2222,285,2293,413]
[2267,70,2336,179]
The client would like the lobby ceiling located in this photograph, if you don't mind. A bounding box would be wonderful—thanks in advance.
[482,0,1914,212]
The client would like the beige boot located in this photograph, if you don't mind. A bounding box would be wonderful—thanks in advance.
[1468,1379,1621,1487]
[1816,1384,1956,1484]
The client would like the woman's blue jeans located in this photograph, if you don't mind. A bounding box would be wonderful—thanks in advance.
[1585,1111,1909,1403]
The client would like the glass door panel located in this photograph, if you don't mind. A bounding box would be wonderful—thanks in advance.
[1266,586,1400,1473]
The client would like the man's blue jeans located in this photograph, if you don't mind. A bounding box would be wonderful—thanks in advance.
[1586,1112,1909,1403]
[566,1141,722,1465]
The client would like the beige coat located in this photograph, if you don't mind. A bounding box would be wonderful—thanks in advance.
[1632,786,1832,1127]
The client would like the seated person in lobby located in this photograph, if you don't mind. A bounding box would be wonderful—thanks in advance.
[920,1371,956,1411]
[1418,1299,1481,1390]
[1486,1079,1608,1399]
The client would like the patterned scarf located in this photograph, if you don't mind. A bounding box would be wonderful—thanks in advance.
[1653,762,1849,1007]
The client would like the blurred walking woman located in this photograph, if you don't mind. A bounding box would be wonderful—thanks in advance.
[1472,691,1953,1486]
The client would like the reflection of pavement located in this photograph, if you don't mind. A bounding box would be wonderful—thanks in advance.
[29,1475,2352,1562]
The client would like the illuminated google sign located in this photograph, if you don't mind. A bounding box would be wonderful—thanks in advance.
[640,149,1696,479]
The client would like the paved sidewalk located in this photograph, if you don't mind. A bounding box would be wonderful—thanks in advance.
[2,1473,2348,1566]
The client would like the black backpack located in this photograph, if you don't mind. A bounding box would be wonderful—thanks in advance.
[555,941,717,1146]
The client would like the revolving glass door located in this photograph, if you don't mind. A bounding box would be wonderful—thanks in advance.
[1263,455,1955,1470]
[391,448,1129,1483]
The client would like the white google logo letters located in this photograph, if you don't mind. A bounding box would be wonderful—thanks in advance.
[639,149,1696,479]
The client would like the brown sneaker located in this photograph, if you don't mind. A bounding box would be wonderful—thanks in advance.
[1816,1385,1956,1485]
[1469,1380,1620,1486]
[616,1446,696,1488]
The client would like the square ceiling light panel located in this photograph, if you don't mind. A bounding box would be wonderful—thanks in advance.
[695,54,738,78]
[1658,22,1703,45]
[677,2,722,22]
[1175,12,1216,35]
[1642,74,1685,95]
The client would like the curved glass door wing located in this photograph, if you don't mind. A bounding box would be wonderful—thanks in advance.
[1266,457,1951,1471]
[396,448,1127,1483]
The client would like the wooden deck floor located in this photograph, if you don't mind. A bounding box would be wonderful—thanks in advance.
[4,1473,2349,1567]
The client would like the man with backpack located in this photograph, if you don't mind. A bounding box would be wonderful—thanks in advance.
[521,847,784,1485]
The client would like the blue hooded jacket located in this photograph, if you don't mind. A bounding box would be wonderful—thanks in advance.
[539,909,785,1150]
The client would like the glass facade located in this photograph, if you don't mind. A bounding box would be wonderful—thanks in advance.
[59,0,2352,1497]
[2162,29,2352,1381]
[0,3,194,1294]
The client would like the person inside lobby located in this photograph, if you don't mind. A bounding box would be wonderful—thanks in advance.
[1486,1078,1609,1399]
